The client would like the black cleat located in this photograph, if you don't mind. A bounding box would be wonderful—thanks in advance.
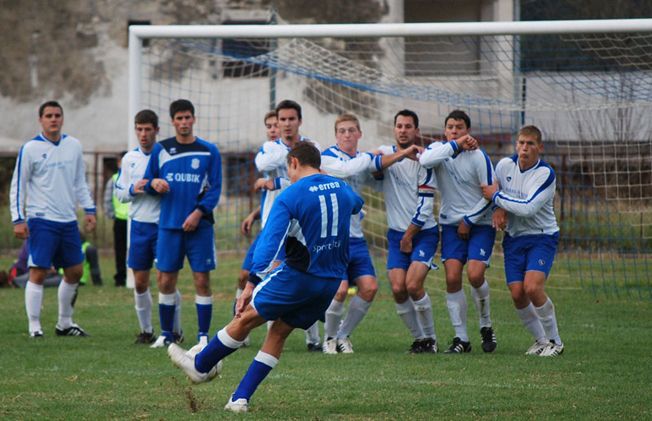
[135,331,157,344]
[444,337,472,354]
[480,326,497,353]
[30,330,44,338]
[306,342,322,352]
[409,339,425,354]
[55,323,88,337]
[421,338,438,353]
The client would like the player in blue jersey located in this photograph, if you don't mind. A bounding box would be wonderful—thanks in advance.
[482,125,564,357]
[419,110,497,354]
[143,99,222,350]
[167,142,364,413]
[10,100,96,337]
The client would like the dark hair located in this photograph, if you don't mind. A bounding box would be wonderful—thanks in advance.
[135,109,159,127]
[393,109,419,128]
[263,110,277,122]
[445,110,471,130]
[169,99,195,119]
[275,99,302,120]
[519,125,543,143]
[39,100,63,118]
[287,142,320,169]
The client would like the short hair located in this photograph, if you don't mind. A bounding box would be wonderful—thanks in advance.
[287,141,320,169]
[334,113,361,132]
[263,110,277,123]
[276,99,302,120]
[519,125,543,143]
[169,99,195,119]
[393,109,419,128]
[39,100,63,118]
[445,110,471,130]
[134,109,159,127]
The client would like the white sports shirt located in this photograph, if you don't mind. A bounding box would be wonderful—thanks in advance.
[492,154,559,237]
[10,133,96,224]
[114,147,161,224]
[419,141,494,226]
[376,145,437,232]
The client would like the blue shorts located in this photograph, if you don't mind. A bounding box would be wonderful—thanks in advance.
[242,234,286,271]
[503,232,559,284]
[156,224,216,273]
[252,263,340,330]
[346,237,376,283]
[441,224,496,265]
[27,218,83,269]
[386,227,439,271]
[128,220,158,271]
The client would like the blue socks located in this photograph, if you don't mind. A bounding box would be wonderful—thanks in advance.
[232,351,279,401]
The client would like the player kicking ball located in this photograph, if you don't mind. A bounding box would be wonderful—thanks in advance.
[167,142,364,413]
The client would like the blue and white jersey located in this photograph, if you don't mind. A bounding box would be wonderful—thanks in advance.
[114,147,160,224]
[321,145,375,238]
[254,136,320,227]
[10,133,96,224]
[143,136,222,229]
[419,141,494,226]
[251,173,364,280]
[492,155,559,237]
[375,145,437,232]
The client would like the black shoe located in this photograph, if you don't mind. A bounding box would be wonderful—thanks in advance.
[421,338,438,353]
[55,323,89,337]
[409,339,424,354]
[306,342,322,352]
[173,330,184,344]
[135,331,157,344]
[480,326,497,353]
[444,337,471,354]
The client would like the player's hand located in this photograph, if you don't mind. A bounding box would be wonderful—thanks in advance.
[399,234,414,254]
[84,215,97,233]
[481,180,499,200]
[457,220,471,240]
[455,134,478,151]
[13,223,29,240]
[241,214,256,235]
[182,209,203,232]
[492,208,508,231]
[132,179,148,194]
[235,283,254,316]
[402,144,423,161]
[151,178,170,194]
[254,178,275,191]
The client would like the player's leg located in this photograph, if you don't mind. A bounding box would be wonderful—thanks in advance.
[24,267,48,337]
[133,270,155,344]
[323,280,348,354]
[56,221,87,336]
[186,224,217,346]
[193,271,212,344]
[442,259,471,353]
[336,275,376,353]
[130,221,157,344]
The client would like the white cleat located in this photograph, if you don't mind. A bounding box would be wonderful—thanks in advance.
[525,340,550,356]
[323,338,338,354]
[336,337,354,354]
[224,396,249,413]
[150,335,168,349]
[186,335,209,357]
[168,343,221,384]
[539,341,564,357]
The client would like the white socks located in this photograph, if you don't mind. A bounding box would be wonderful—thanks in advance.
[516,303,546,342]
[305,322,320,344]
[412,293,436,339]
[338,295,372,339]
[324,299,345,339]
[57,279,78,329]
[471,280,492,328]
[134,288,153,333]
[396,300,424,339]
[446,290,469,341]
[25,281,44,333]
[535,298,562,344]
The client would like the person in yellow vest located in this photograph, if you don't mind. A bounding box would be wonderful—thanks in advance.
[104,152,129,287]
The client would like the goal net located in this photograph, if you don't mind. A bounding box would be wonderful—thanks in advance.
[131,21,652,298]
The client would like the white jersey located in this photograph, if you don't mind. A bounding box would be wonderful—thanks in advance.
[114,147,160,224]
[376,145,437,232]
[419,141,494,226]
[493,155,559,237]
[10,133,96,223]
[254,136,320,227]
[321,145,375,238]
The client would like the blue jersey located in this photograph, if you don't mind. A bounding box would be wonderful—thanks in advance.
[144,136,222,229]
[251,173,364,280]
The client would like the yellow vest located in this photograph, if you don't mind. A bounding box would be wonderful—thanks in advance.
[111,173,129,220]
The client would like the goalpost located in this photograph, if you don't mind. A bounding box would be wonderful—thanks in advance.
[129,19,652,298]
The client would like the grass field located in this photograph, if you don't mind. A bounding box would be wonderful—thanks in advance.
[0,254,650,420]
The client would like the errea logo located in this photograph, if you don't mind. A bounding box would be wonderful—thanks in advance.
[166,174,174,182]
[309,186,319,192]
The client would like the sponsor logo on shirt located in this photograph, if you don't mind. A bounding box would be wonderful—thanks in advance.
[308,181,341,192]
[165,173,201,183]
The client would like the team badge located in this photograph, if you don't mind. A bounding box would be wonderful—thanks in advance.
[538,259,545,266]
[191,158,200,169]
[506,176,512,182]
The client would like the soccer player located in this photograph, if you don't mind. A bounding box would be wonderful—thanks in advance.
[375,109,439,353]
[10,100,96,337]
[253,99,323,351]
[114,109,182,345]
[481,125,564,357]
[419,110,497,354]
[143,99,222,349]
[167,142,364,413]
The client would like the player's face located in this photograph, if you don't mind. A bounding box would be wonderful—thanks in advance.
[39,106,64,140]
[444,118,469,141]
[287,156,300,183]
[172,111,195,137]
[516,134,543,169]
[135,123,158,152]
[335,121,361,154]
[277,108,301,142]
[265,116,279,141]
[394,115,419,148]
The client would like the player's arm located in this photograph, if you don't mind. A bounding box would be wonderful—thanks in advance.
[143,144,168,195]
[372,144,422,172]
[462,151,495,227]
[10,145,31,238]
[195,145,223,215]
[254,141,287,172]
[490,168,556,217]
[249,197,292,284]
[72,146,97,232]
[321,150,374,179]
[241,206,261,235]
[114,156,135,203]
[402,168,436,252]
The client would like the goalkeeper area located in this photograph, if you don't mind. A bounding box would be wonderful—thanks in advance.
[130,21,651,299]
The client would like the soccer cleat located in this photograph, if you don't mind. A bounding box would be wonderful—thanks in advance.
[55,323,88,337]
[480,327,497,353]
[30,330,44,338]
[444,337,472,354]
[336,337,354,354]
[525,339,550,356]
[168,343,221,384]
[135,331,157,345]
[421,338,438,353]
[409,339,425,354]
[323,338,338,354]
[173,330,184,344]
[539,341,564,357]
[150,335,169,348]
[224,396,249,413]
[306,342,322,352]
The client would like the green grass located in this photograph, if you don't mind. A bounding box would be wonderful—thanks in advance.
[0,255,651,420]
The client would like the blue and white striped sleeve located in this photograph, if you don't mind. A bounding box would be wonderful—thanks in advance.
[411,167,436,227]
[493,167,555,217]
[418,141,456,169]
[463,151,494,226]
